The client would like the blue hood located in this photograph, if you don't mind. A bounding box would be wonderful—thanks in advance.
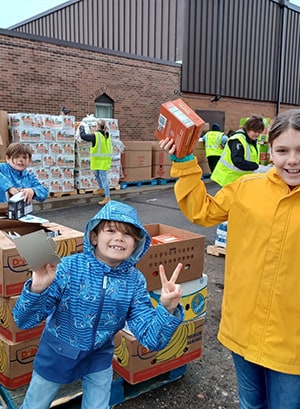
[84,200,151,265]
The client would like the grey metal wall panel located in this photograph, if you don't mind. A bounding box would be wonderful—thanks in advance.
[12,0,184,62]
[10,0,300,105]
[281,7,300,105]
[182,0,300,105]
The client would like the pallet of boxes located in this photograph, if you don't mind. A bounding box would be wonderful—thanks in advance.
[8,112,77,197]
[75,115,124,193]
[113,223,207,390]
[0,217,84,407]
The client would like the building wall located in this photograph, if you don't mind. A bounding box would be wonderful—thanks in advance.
[182,0,300,107]
[0,31,296,142]
[12,0,184,62]
[0,31,181,141]
[181,93,295,134]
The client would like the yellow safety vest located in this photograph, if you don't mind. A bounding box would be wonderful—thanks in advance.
[211,133,259,186]
[90,132,112,170]
[205,131,224,156]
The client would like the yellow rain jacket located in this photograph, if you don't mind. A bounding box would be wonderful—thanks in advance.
[171,157,300,375]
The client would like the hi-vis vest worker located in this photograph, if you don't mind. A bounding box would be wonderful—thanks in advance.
[204,131,225,156]
[211,132,259,186]
[90,131,112,170]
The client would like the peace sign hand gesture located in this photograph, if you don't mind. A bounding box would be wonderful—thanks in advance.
[159,263,183,314]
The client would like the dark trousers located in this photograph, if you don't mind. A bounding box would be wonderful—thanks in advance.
[207,156,221,173]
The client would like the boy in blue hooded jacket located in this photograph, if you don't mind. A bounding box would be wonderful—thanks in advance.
[14,200,184,409]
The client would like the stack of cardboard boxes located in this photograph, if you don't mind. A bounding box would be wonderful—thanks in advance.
[113,223,207,384]
[0,220,84,389]
[8,113,76,194]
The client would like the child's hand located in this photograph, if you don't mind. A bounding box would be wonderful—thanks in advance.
[159,263,183,314]
[159,137,176,155]
[30,263,56,293]
[21,188,34,203]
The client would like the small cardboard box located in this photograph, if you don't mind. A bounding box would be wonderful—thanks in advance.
[113,316,205,384]
[8,196,33,220]
[0,220,84,296]
[137,224,205,291]
[151,233,183,245]
[151,141,172,179]
[0,296,45,343]
[155,99,205,158]
[121,141,152,182]
[194,140,207,162]
[0,335,39,389]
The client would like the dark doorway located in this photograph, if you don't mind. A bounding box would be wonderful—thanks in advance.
[196,110,225,133]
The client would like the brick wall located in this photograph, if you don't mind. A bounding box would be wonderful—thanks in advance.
[0,32,180,141]
[182,94,295,134]
[0,32,295,141]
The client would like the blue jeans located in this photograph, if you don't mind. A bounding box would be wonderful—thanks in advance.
[232,352,300,409]
[20,366,113,409]
[94,170,110,198]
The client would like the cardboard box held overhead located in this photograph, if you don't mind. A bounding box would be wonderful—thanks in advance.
[113,316,205,384]
[155,99,205,158]
[136,224,205,291]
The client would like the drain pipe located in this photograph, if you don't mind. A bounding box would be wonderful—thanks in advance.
[276,0,287,115]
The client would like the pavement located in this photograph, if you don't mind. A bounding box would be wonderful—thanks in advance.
[32,181,178,213]
[32,178,214,214]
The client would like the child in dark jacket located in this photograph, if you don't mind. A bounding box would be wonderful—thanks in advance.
[14,200,184,409]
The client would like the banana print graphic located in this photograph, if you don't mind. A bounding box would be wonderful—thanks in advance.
[114,337,130,367]
[55,239,78,257]
[154,321,195,363]
[0,301,10,329]
[0,341,7,373]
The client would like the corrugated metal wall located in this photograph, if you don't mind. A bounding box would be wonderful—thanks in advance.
[12,0,184,62]
[182,0,300,105]
[12,0,300,105]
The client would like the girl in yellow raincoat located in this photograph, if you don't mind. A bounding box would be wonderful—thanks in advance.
[159,109,300,409]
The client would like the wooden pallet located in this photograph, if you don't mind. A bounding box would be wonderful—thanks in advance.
[110,365,187,407]
[206,245,226,256]
[49,190,77,198]
[0,366,187,409]
[0,380,82,409]
[77,188,102,195]
[120,179,158,189]
[156,178,177,185]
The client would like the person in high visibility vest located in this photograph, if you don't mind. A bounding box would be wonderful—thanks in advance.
[211,116,265,186]
[80,119,112,205]
[202,123,228,172]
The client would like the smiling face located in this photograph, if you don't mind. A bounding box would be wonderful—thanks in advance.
[247,130,261,141]
[7,154,31,171]
[270,128,300,187]
[90,221,137,268]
